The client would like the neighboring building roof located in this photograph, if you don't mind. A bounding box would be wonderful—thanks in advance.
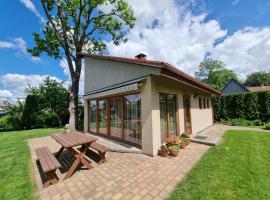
[221,78,249,95]
[248,85,270,92]
[78,53,220,96]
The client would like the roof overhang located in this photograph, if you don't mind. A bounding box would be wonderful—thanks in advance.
[78,53,221,96]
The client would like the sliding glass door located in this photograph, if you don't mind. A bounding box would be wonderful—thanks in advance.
[88,93,142,147]
[160,93,178,140]
[124,94,141,145]
[109,98,122,139]
[98,99,107,135]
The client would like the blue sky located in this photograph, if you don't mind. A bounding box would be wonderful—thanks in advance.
[0,0,270,101]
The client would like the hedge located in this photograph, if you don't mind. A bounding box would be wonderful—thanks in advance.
[212,91,270,122]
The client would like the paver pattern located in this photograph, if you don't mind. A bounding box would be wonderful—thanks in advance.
[29,136,209,200]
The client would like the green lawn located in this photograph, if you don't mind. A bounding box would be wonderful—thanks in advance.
[168,130,270,200]
[0,128,61,200]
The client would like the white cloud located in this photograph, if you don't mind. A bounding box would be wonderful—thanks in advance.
[59,59,84,95]
[106,0,227,76]
[0,90,13,99]
[211,27,270,78]
[0,73,62,100]
[19,0,46,23]
[232,0,240,5]
[105,0,270,79]
[0,37,40,62]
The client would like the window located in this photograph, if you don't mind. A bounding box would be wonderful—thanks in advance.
[88,93,142,147]
[124,94,141,145]
[89,100,97,132]
[98,99,107,135]
[206,98,210,108]
[199,98,202,109]
[160,93,177,139]
[203,98,206,109]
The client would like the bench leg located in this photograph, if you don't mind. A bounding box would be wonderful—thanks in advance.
[43,170,58,188]
[98,152,107,164]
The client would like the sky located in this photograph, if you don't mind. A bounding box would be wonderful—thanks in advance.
[0,0,270,101]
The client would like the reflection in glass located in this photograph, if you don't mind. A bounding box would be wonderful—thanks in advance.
[98,100,107,135]
[167,95,177,135]
[110,98,122,139]
[124,94,141,145]
[89,100,97,132]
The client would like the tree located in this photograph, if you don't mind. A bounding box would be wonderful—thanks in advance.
[244,71,270,86]
[26,77,70,125]
[28,0,136,129]
[21,95,39,129]
[195,58,238,91]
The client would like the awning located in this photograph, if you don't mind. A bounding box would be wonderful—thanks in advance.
[84,77,146,99]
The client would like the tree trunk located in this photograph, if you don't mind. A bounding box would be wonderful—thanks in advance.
[68,74,80,130]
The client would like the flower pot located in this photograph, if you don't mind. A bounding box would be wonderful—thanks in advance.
[180,142,187,149]
[170,149,179,157]
[159,150,169,157]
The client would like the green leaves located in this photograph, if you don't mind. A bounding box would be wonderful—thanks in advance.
[195,58,238,91]
[28,0,136,59]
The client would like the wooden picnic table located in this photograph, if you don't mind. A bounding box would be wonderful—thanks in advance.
[51,131,97,180]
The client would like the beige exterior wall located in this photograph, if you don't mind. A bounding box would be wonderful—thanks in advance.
[140,76,213,156]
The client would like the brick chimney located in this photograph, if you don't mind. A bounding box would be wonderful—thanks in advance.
[135,53,147,60]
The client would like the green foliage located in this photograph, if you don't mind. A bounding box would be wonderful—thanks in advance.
[0,115,22,131]
[265,122,270,130]
[21,95,39,129]
[26,77,69,125]
[195,58,238,90]
[245,71,270,86]
[221,118,263,126]
[27,0,136,128]
[212,91,270,122]
[37,111,60,128]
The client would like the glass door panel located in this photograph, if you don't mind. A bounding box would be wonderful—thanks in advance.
[159,94,167,142]
[124,94,142,145]
[183,95,192,134]
[89,100,97,133]
[110,98,122,139]
[98,100,107,135]
[159,93,177,141]
[167,95,177,135]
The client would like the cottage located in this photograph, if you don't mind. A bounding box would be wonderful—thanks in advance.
[80,53,220,156]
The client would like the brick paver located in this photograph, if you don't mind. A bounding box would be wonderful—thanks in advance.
[28,136,209,200]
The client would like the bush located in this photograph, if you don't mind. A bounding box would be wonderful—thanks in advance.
[37,111,60,128]
[0,115,22,131]
[226,118,263,127]
[21,95,38,129]
[265,122,270,130]
[212,91,270,122]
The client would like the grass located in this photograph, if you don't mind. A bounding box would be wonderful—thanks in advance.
[168,130,270,200]
[0,128,61,200]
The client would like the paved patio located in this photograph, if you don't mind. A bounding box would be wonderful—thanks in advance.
[28,136,209,200]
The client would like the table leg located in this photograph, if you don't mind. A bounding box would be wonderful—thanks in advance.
[64,154,81,180]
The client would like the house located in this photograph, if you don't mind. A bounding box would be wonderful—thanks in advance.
[221,78,270,95]
[80,53,220,156]
[221,78,249,95]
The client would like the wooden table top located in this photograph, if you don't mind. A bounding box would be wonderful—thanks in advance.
[51,131,97,148]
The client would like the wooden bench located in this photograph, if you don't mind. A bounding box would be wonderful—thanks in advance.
[35,147,61,188]
[89,142,109,164]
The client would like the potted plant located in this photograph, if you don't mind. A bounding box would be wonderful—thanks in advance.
[158,144,169,157]
[169,145,180,157]
[180,133,190,149]
[166,135,181,146]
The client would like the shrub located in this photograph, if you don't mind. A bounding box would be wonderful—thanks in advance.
[227,118,263,127]
[265,122,270,130]
[212,91,270,122]
[0,115,22,131]
[21,95,38,129]
[37,111,60,128]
